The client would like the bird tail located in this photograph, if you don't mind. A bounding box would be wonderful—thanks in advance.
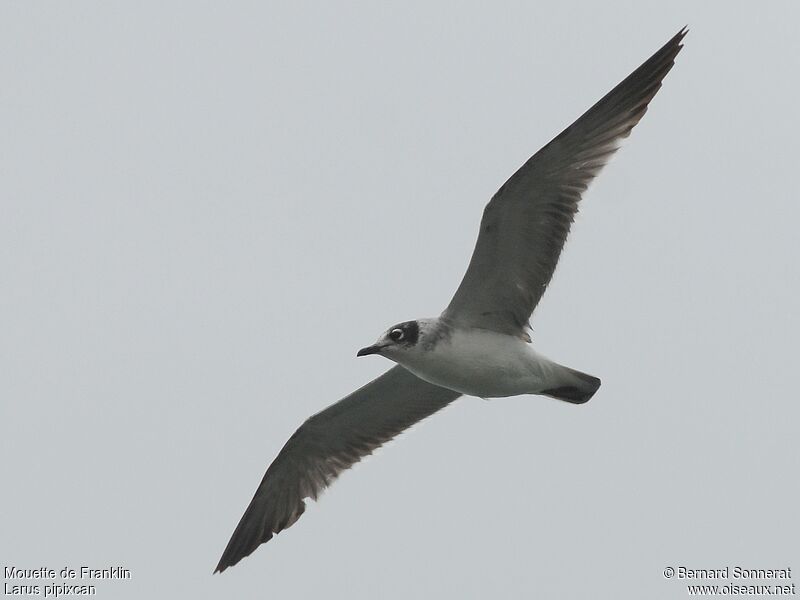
[539,364,601,404]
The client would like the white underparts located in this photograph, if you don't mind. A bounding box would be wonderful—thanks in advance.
[388,326,569,398]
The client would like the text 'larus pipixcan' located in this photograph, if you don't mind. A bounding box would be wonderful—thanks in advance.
[215,28,686,573]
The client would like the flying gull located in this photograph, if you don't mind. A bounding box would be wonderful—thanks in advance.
[215,28,686,572]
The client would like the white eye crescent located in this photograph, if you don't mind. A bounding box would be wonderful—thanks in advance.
[389,328,404,342]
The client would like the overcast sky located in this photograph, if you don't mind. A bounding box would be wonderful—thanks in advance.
[2,2,798,599]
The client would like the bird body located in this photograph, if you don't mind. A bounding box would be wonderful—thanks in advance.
[215,28,686,573]
[370,318,599,401]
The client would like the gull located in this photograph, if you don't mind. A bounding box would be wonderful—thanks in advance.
[215,28,685,573]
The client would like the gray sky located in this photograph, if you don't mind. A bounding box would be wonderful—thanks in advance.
[2,2,798,599]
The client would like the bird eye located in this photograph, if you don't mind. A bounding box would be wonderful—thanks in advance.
[389,328,404,342]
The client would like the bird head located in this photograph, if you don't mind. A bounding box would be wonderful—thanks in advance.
[357,320,421,359]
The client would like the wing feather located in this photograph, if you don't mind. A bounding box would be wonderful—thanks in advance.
[443,28,686,335]
[215,366,461,572]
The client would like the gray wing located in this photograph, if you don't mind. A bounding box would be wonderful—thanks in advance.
[214,366,461,572]
[442,28,686,336]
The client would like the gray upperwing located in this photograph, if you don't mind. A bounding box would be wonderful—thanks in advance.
[442,28,686,335]
[215,365,461,572]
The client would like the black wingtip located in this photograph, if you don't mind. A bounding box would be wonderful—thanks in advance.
[213,557,229,574]
[213,537,246,574]
[669,26,688,52]
[213,534,263,574]
[213,555,229,574]
[659,26,688,60]
[214,549,244,574]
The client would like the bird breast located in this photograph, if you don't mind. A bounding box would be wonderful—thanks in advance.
[400,328,544,398]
